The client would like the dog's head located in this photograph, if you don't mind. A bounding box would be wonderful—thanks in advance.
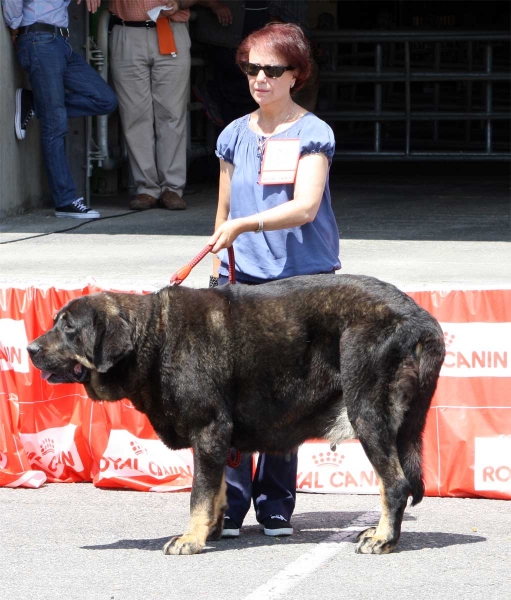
[27,293,134,385]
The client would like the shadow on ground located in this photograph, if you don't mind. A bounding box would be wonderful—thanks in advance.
[81,510,485,554]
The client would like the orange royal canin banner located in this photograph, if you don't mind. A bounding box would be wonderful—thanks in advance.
[0,284,510,499]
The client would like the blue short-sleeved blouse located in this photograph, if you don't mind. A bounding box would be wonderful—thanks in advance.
[215,112,341,282]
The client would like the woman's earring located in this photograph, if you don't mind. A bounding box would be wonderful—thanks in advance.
[291,82,295,88]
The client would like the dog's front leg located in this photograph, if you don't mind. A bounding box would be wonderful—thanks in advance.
[163,440,228,556]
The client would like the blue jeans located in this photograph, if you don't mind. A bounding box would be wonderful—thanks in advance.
[15,32,117,208]
[218,275,297,526]
[226,450,297,527]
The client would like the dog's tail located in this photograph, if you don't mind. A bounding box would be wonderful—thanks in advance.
[396,327,445,506]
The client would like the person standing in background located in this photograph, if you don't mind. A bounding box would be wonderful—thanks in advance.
[193,0,316,126]
[107,0,199,211]
[3,0,118,219]
[209,22,340,538]
[194,0,271,126]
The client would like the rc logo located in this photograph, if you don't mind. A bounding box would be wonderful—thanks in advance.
[439,323,510,378]
[474,437,511,492]
[0,319,29,374]
[19,425,84,478]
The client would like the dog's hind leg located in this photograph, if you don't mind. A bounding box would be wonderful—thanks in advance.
[355,337,443,554]
[345,374,412,556]
[163,430,229,555]
[354,419,411,554]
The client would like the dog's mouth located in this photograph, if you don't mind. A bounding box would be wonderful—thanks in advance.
[41,362,90,384]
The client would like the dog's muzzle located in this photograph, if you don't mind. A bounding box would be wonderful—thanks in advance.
[27,342,90,384]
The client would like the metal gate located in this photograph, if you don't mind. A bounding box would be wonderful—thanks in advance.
[311,30,510,160]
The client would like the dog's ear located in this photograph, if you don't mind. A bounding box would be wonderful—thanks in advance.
[93,312,134,373]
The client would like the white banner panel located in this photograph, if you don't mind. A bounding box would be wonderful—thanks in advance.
[439,323,511,378]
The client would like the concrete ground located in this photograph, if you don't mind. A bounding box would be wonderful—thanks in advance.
[0,168,510,289]
[0,483,510,600]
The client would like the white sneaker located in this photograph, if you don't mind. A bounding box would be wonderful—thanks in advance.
[15,88,35,141]
[55,198,100,219]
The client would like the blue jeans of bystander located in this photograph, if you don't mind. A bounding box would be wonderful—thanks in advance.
[15,32,117,208]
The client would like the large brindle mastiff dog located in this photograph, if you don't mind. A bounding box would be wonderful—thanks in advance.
[27,274,445,555]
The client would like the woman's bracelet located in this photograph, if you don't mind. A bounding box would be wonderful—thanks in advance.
[255,214,263,234]
[209,275,219,288]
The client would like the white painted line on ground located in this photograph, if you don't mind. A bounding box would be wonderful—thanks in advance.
[242,510,380,600]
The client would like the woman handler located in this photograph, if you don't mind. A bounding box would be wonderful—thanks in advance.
[209,22,340,538]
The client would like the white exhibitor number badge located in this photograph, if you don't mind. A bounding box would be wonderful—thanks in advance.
[259,139,300,185]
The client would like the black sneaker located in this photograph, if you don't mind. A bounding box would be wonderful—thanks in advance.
[260,515,293,537]
[221,516,240,538]
[55,198,100,219]
[15,88,35,140]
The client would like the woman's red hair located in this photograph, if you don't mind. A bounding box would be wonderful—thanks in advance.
[236,22,313,94]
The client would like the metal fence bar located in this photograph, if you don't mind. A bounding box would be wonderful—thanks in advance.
[317,111,509,121]
[311,31,510,43]
[433,42,441,144]
[465,41,473,147]
[375,43,382,153]
[331,153,510,161]
[485,43,493,153]
[405,41,411,156]
[319,71,509,82]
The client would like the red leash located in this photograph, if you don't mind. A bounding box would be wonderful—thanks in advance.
[170,245,236,286]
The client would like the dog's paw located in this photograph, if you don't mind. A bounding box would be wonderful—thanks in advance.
[162,535,205,555]
[356,526,377,541]
[355,528,395,554]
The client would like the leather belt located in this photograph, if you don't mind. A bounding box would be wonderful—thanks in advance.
[111,15,157,28]
[20,23,70,37]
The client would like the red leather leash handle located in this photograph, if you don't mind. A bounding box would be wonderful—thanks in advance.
[227,246,236,284]
[170,245,236,286]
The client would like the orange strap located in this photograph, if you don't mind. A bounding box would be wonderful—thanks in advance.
[169,246,236,286]
[156,17,177,57]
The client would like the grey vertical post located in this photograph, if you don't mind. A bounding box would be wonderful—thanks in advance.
[374,43,382,153]
[433,42,440,144]
[66,1,88,205]
[405,41,411,156]
[465,41,473,146]
[485,43,493,154]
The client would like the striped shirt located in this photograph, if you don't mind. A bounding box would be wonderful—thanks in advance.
[2,0,71,29]
[109,0,190,22]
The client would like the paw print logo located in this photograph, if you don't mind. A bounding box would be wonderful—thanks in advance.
[40,438,55,456]
[443,332,455,348]
[312,452,345,467]
[130,440,148,456]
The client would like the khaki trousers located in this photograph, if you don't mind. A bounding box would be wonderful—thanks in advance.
[110,23,191,198]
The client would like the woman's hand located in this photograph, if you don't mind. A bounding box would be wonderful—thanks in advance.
[208,219,243,254]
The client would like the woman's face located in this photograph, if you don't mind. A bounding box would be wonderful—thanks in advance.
[246,45,297,108]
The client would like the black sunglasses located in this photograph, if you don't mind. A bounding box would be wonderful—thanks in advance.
[241,62,295,79]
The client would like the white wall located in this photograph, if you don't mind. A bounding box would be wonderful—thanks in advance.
[0,25,49,219]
